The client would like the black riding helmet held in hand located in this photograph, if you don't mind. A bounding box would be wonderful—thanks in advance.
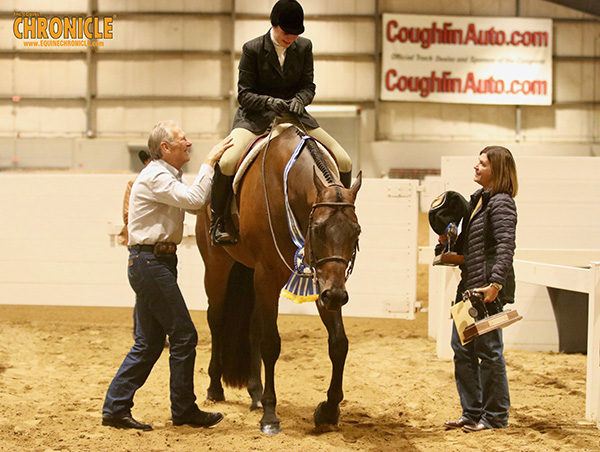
[428,190,470,235]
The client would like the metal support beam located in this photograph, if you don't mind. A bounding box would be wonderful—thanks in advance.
[85,0,98,138]
[374,0,382,141]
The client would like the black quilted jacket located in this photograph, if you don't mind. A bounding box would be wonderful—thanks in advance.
[458,188,517,305]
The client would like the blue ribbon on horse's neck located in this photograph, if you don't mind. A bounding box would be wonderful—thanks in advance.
[280,136,320,303]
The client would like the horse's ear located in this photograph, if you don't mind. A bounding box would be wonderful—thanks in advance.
[313,167,327,195]
[349,171,362,198]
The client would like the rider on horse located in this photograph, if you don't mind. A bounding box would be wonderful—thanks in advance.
[209,0,353,246]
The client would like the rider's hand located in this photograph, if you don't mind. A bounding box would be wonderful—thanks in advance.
[203,135,234,166]
[288,98,304,115]
[266,97,289,116]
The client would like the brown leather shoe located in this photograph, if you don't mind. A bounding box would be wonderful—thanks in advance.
[462,422,490,433]
[102,415,153,431]
[444,418,475,429]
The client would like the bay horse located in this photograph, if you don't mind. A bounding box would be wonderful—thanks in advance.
[195,124,362,434]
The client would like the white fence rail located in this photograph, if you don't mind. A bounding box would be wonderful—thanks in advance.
[0,173,419,320]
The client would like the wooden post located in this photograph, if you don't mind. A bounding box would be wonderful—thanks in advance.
[436,265,460,360]
[587,262,600,423]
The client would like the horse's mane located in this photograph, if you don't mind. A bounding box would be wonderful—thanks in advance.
[293,128,336,185]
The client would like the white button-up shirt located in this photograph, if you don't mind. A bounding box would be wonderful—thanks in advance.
[270,28,286,68]
[127,159,214,246]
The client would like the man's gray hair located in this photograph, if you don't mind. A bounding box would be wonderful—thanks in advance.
[147,120,178,159]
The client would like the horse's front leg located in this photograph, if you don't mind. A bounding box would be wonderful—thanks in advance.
[314,304,348,427]
[254,267,282,434]
[247,307,263,411]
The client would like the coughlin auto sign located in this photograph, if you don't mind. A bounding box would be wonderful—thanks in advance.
[381,14,552,105]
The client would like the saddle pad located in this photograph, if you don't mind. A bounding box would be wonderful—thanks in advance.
[232,124,339,194]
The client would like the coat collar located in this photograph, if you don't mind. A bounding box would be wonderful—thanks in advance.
[470,188,491,206]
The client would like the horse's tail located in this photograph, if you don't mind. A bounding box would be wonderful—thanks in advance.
[220,261,255,388]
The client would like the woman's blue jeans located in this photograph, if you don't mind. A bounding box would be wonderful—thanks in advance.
[102,250,200,420]
[451,323,510,428]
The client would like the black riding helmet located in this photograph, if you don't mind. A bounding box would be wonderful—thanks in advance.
[270,0,304,35]
[428,190,470,235]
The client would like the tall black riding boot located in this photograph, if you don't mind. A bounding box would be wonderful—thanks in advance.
[340,171,352,189]
[209,164,238,246]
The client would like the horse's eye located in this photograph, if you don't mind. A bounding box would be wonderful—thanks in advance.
[311,220,326,230]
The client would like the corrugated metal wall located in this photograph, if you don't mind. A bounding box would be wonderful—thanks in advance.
[0,0,599,173]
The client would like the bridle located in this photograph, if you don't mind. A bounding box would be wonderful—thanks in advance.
[261,117,359,280]
[307,201,360,281]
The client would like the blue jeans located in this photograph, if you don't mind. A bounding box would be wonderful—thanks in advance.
[451,323,510,428]
[103,250,200,421]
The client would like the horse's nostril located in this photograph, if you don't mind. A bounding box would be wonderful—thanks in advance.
[320,288,348,310]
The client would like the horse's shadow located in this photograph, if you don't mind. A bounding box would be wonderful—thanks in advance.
[203,395,425,450]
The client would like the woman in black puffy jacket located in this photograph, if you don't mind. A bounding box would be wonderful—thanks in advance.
[444,146,518,433]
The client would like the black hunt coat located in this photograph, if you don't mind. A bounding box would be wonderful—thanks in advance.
[232,31,319,134]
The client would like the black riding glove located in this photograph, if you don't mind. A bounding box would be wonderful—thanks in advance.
[266,97,289,116]
[288,97,305,115]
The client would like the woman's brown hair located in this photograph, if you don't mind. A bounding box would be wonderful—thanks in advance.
[480,146,518,197]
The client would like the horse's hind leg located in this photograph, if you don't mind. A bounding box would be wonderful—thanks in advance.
[197,213,231,402]
[314,305,349,427]
[202,251,234,402]
[206,301,226,402]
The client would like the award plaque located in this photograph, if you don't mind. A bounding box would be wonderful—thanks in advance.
[462,309,523,343]
[459,289,523,344]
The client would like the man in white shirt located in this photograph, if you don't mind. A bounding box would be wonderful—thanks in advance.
[102,121,233,431]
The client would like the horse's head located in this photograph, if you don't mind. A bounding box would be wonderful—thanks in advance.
[308,170,362,312]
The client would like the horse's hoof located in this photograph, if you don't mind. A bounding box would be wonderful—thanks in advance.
[206,389,225,402]
[250,400,263,412]
[314,401,340,427]
[260,421,281,435]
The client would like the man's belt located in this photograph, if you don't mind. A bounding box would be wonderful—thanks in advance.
[130,242,177,256]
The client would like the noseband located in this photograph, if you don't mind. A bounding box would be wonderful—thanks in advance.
[307,201,359,281]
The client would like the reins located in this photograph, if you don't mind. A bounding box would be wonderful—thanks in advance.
[261,119,294,272]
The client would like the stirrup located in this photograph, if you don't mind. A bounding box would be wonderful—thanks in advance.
[209,216,238,246]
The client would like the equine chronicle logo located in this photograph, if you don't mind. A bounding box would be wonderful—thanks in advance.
[13,12,114,48]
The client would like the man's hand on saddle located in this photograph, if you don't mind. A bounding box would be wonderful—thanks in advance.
[266,97,289,116]
[204,135,234,166]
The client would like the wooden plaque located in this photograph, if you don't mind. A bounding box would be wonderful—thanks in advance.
[462,309,523,343]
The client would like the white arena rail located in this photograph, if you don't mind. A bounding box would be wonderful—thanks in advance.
[513,258,600,426]
[0,173,420,320]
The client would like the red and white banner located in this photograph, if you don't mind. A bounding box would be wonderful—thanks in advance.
[381,14,553,105]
